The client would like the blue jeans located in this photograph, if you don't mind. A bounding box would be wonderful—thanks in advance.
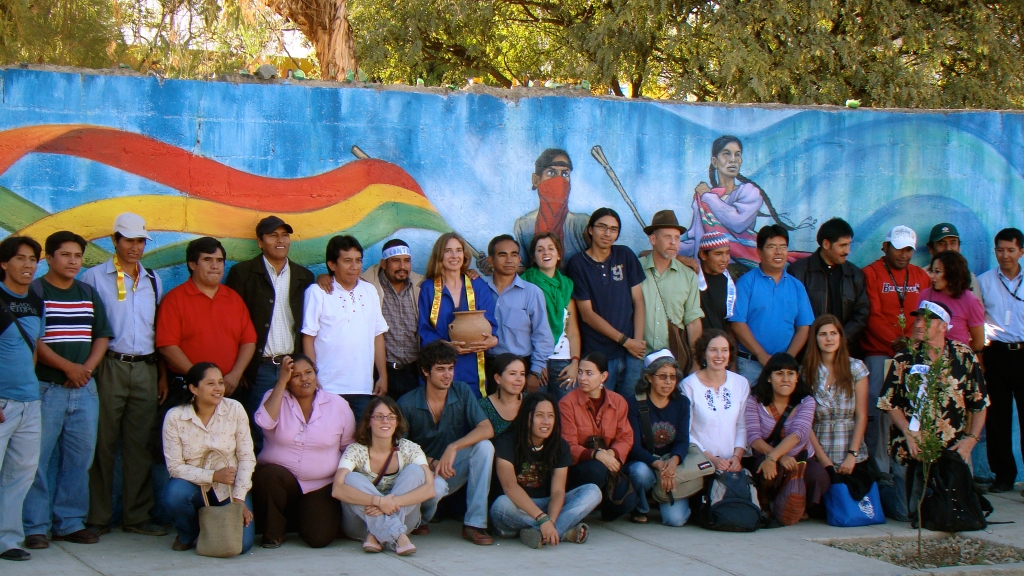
[341,394,373,422]
[865,355,892,475]
[605,355,643,395]
[489,484,602,538]
[23,381,99,537]
[736,356,763,386]
[341,464,426,543]
[626,461,691,526]
[421,440,494,529]
[0,399,41,553]
[245,363,279,456]
[546,359,577,401]
[162,478,254,553]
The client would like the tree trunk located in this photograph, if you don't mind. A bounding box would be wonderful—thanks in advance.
[263,0,357,80]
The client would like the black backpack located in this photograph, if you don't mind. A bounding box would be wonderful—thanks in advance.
[698,469,766,532]
[917,451,988,532]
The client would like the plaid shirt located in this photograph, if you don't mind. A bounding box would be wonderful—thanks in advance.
[379,268,419,365]
[812,358,870,465]
[263,257,295,356]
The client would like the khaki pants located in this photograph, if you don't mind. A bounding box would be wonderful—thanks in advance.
[87,357,158,526]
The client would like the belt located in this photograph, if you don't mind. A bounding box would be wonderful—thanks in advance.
[262,355,289,364]
[987,341,1024,351]
[736,350,756,361]
[106,351,157,364]
[387,362,416,371]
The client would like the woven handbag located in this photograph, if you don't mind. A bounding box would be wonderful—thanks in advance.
[196,449,244,558]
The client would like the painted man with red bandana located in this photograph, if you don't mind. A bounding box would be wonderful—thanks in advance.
[514,149,590,267]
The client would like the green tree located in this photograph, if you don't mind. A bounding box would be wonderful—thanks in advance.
[0,0,122,67]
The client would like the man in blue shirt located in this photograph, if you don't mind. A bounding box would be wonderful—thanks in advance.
[565,208,647,393]
[0,236,45,562]
[485,235,553,392]
[730,225,814,384]
[398,341,494,545]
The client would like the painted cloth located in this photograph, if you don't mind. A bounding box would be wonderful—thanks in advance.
[679,182,763,266]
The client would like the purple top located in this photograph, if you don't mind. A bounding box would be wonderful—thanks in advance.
[744,394,816,458]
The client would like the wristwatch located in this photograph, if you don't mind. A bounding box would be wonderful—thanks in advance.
[847,450,859,457]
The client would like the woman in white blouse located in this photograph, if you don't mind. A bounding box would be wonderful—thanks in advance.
[332,396,435,556]
[162,363,256,553]
[679,329,749,471]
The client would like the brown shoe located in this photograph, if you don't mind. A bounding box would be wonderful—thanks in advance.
[171,536,195,552]
[410,523,430,536]
[23,534,49,549]
[85,523,111,536]
[461,525,493,546]
[52,529,99,544]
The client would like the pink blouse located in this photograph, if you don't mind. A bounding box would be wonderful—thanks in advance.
[255,389,356,493]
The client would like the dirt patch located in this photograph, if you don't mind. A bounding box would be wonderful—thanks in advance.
[829,535,1024,570]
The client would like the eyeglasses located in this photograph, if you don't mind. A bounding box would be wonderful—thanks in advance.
[651,374,677,382]
[370,414,398,423]
[593,223,620,235]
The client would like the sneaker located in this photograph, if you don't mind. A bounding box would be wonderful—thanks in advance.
[23,534,48,550]
[461,525,494,546]
[51,529,99,544]
[123,522,167,536]
[0,548,31,561]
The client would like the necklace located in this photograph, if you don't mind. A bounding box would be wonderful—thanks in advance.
[883,262,910,321]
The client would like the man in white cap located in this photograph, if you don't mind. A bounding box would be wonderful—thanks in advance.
[860,224,930,519]
[79,213,167,538]
[878,299,988,524]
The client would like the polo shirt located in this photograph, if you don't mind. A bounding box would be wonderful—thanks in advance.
[565,245,645,359]
[979,267,1024,343]
[730,267,814,355]
[485,274,553,373]
[0,283,44,402]
[301,278,388,395]
[397,381,488,460]
[34,278,114,385]
[639,254,704,353]
[155,279,257,375]
[79,259,163,355]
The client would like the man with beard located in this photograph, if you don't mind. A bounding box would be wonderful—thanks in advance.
[514,149,590,266]
[361,239,425,401]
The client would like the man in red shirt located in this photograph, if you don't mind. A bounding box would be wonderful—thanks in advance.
[156,236,256,406]
[861,225,929,520]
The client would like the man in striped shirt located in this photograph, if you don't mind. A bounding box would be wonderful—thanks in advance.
[21,232,113,550]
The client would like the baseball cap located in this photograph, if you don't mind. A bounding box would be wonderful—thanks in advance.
[256,215,293,237]
[884,225,917,250]
[910,300,952,326]
[928,223,960,245]
[113,213,153,240]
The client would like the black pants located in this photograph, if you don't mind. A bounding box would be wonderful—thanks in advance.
[984,344,1024,485]
[385,363,420,402]
[567,459,637,521]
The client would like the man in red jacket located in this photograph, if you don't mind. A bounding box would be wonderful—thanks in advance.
[861,225,929,519]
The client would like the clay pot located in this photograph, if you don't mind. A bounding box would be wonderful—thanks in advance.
[449,311,489,344]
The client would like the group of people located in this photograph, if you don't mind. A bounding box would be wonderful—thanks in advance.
[0,148,1018,561]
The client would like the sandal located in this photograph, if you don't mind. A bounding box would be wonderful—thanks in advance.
[564,523,589,544]
[394,535,417,556]
[519,528,543,549]
[362,535,383,553]
[630,512,648,524]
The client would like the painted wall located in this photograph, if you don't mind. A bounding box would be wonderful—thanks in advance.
[3,68,1023,291]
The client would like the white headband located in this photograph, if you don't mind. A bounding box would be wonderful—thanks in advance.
[915,300,951,325]
[382,245,410,260]
[644,349,675,368]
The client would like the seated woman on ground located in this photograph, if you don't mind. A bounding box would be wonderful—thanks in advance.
[162,362,255,553]
[625,350,692,526]
[332,396,435,556]
[745,353,829,526]
[252,355,355,549]
[480,353,527,436]
[559,353,637,521]
[490,392,601,548]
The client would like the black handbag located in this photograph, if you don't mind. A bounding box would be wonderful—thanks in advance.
[917,451,988,532]
[584,435,634,505]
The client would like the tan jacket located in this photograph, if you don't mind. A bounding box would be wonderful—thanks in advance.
[361,264,424,320]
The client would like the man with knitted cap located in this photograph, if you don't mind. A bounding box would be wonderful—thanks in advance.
[697,231,735,331]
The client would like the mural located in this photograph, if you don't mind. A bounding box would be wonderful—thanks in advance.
[1,68,1023,290]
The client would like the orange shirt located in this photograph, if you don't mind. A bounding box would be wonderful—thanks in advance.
[559,387,634,465]
[861,259,931,357]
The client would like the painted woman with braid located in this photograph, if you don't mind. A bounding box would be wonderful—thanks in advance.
[680,135,812,269]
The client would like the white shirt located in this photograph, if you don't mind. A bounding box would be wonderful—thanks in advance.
[680,371,749,459]
[550,308,571,359]
[978,267,1024,343]
[263,257,294,357]
[301,279,388,395]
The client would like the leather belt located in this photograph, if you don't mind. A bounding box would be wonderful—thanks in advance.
[106,351,157,363]
[988,341,1024,351]
[387,362,415,371]
[736,350,756,361]
[262,355,289,364]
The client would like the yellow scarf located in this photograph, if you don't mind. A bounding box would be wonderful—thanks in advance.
[430,275,487,397]
[112,255,139,302]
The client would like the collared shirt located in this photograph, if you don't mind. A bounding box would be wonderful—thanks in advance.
[397,381,488,460]
[485,274,554,373]
[155,279,257,375]
[255,388,355,493]
[378,268,419,365]
[162,398,256,502]
[978,267,1024,343]
[80,259,162,356]
[262,257,294,357]
[639,254,704,353]
[731,267,815,355]
[302,279,388,395]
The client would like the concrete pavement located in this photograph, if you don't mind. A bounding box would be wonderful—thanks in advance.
[8,491,1024,576]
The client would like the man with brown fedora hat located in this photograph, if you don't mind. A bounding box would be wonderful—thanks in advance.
[640,210,703,371]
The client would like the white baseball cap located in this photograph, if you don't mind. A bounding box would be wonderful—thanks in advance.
[113,213,153,240]
[885,225,916,250]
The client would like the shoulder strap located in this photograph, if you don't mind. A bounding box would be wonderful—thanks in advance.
[0,292,36,352]
[635,393,656,453]
[30,278,43,298]
[765,402,796,446]
[372,447,399,487]
[148,271,159,302]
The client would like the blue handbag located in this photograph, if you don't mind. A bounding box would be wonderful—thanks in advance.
[823,482,886,527]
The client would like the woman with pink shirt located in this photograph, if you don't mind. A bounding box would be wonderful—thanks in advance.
[252,355,356,549]
[921,251,985,351]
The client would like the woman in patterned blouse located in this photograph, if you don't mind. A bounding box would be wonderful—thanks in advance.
[479,354,526,436]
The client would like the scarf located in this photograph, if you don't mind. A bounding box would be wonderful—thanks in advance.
[521,266,574,340]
